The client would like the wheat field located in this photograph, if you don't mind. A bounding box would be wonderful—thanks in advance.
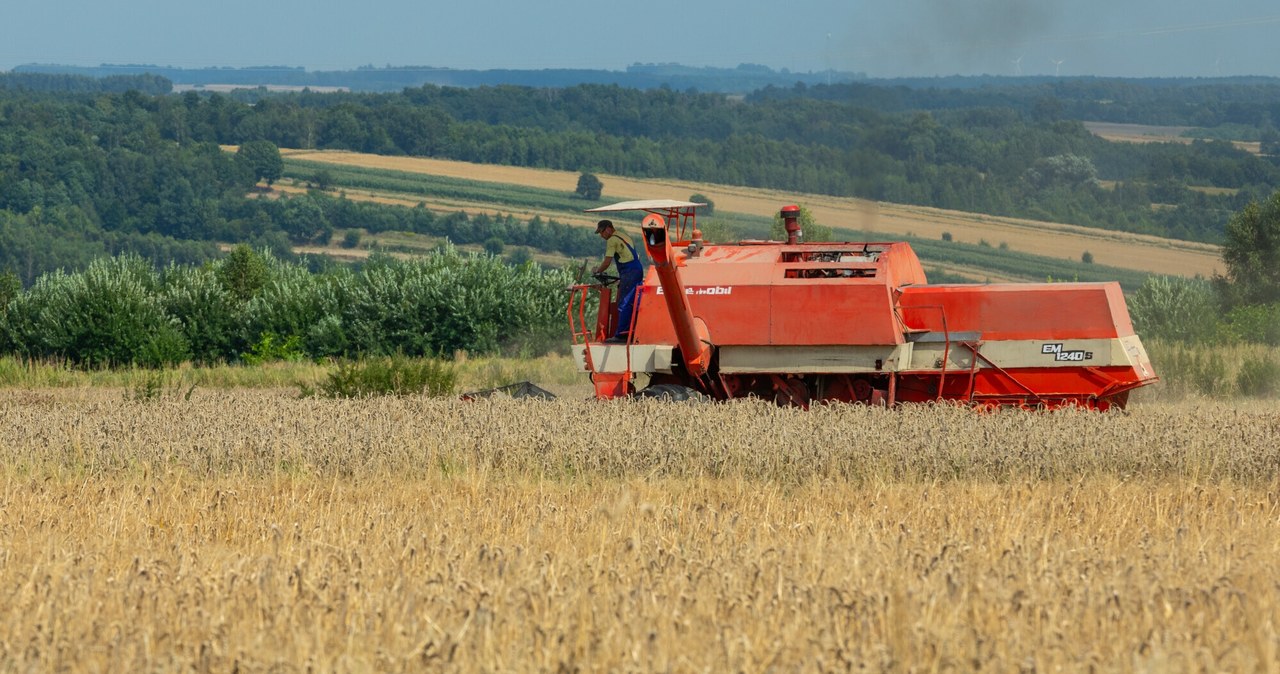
[1,391,1277,671]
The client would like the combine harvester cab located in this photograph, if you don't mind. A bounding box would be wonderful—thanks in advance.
[567,201,1157,409]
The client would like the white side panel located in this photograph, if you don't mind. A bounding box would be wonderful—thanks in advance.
[572,344,674,374]
[718,345,913,373]
[907,337,1144,371]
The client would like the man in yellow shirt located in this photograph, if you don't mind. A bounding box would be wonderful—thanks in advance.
[593,219,644,343]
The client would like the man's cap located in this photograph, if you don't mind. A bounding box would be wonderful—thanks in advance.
[595,219,613,233]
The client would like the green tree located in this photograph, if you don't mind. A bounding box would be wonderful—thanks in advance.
[1218,191,1280,307]
[237,140,284,186]
[689,193,715,215]
[312,169,335,191]
[575,172,603,201]
[216,244,269,301]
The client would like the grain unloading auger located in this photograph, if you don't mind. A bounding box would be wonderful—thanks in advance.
[567,200,1157,409]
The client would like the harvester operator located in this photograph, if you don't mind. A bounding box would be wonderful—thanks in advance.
[593,219,644,343]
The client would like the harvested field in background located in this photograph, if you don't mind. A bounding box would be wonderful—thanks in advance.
[1085,121,1263,155]
[280,149,1223,278]
[1,391,1278,670]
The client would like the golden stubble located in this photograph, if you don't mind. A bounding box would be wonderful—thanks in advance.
[1,391,1277,671]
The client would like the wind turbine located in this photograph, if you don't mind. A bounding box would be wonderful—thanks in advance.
[826,33,832,86]
[1050,58,1065,77]
[1012,55,1023,76]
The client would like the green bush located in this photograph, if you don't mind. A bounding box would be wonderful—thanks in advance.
[241,332,305,365]
[1223,303,1280,346]
[2,255,188,368]
[315,355,456,398]
[1128,276,1221,343]
[239,255,330,352]
[1236,355,1280,397]
[161,264,240,365]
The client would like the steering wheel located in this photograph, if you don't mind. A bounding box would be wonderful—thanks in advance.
[592,273,619,287]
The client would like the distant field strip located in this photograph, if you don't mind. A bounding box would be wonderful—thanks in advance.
[1084,121,1262,155]
[281,149,1222,279]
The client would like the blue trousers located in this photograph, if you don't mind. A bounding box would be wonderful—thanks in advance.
[615,265,643,336]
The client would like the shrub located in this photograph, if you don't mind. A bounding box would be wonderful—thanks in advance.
[241,332,305,365]
[1128,276,1220,343]
[1236,355,1280,397]
[315,355,457,398]
[2,255,188,368]
[161,264,240,365]
[1223,303,1280,345]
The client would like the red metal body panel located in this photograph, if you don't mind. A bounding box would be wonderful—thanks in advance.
[898,283,1135,340]
[768,285,902,345]
[630,242,927,347]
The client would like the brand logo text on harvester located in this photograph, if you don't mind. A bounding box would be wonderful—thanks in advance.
[655,286,734,296]
[1042,343,1093,361]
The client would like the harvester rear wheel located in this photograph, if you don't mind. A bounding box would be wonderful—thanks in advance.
[636,384,707,402]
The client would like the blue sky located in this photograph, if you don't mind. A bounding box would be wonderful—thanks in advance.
[3,0,1279,78]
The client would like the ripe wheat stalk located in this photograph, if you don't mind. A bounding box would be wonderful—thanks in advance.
[0,391,1276,670]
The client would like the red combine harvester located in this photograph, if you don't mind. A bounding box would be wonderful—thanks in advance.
[567,200,1157,409]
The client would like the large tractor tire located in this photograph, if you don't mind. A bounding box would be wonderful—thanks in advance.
[635,383,707,402]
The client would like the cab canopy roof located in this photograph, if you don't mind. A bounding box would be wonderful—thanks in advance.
[584,199,704,213]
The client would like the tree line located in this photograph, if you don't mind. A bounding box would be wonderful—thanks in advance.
[0,90,603,284]
[6,81,1279,261]
[11,63,864,94]
[750,78,1280,130]
[163,82,1276,242]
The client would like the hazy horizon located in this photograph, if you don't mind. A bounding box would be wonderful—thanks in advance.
[4,1,1280,80]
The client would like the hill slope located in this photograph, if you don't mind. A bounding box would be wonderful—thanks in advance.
[282,149,1222,279]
